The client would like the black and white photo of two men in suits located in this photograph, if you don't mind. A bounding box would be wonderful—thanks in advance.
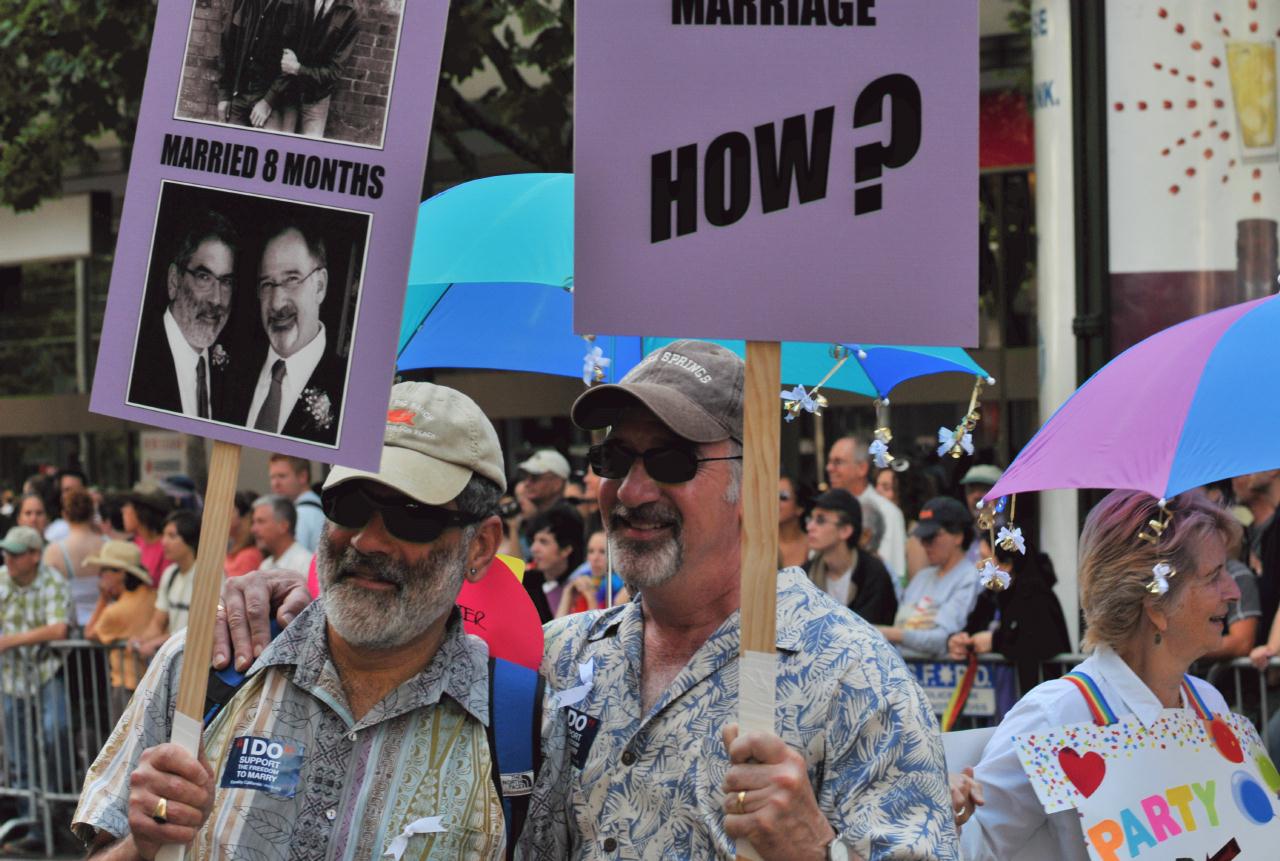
[127,182,369,447]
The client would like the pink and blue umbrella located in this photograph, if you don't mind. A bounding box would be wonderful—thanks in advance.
[988,294,1280,502]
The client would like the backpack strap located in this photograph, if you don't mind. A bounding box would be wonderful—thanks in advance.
[1062,671,1118,726]
[203,619,281,726]
[487,657,544,858]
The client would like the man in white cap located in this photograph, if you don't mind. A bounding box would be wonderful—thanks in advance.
[0,525,71,834]
[515,449,570,517]
[522,341,955,860]
[960,463,1003,566]
[73,382,511,860]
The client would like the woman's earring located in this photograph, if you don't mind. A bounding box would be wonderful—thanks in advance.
[1154,631,1162,645]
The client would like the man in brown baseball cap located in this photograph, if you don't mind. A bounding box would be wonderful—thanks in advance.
[521,340,956,861]
[74,381,515,859]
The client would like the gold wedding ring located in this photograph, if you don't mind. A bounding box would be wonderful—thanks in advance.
[152,796,168,823]
[736,790,746,815]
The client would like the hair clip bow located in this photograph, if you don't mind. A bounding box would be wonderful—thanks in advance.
[979,559,1010,591]
[1147,561,1175,595]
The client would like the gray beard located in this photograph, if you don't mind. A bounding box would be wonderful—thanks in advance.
[607,501,683,589]
[317,532,467,650]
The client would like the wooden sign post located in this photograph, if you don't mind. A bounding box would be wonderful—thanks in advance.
[156,442,240,861]
[736,342,782,861]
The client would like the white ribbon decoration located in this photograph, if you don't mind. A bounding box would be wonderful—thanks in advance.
[780,385,819,422]
[996,525,1026,555]
[868,439,891,469]
[979,559,1010,591]
[582,345,611,385]
[384,816,447,859]
[936,426,974,457]
[551,658,595,709]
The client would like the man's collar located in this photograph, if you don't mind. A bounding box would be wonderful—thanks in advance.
[265,323,326,373]
[256,600,491,725]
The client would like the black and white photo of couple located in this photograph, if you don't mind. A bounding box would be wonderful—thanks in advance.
[127,182,368,446]
[177,0,404,148]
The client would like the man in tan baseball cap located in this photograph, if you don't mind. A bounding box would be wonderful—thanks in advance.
[74,382,514,859]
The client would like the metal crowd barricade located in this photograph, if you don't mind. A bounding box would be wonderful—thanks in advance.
[1201,655,1280,749]
[921,651,1280,750]
[0,639,134,856]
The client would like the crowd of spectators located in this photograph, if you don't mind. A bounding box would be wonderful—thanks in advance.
[2,439,1280,851]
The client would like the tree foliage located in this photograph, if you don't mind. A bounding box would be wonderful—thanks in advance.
[0,0,573,211]
[431,0,574,183]
[0,0,153,211]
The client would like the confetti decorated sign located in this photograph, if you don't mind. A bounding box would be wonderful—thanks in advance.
[1015,711,1280,861]
[574,1,978,346]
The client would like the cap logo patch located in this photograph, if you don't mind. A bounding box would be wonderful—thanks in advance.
[920,509,934,520]
[659,351,712,384]
[387,409,416,426]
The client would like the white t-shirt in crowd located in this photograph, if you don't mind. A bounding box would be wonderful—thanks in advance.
[263,541,314,578]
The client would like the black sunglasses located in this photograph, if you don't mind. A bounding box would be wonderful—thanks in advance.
[587,439,742,484]
[321,483,483,544]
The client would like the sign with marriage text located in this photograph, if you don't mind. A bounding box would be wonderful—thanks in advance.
[89,0,448,470]
[573,1,978,346]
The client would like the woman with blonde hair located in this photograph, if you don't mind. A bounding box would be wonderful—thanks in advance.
[957,489,1242,859]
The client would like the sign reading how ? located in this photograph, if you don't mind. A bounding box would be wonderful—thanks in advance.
[575,2,977,346]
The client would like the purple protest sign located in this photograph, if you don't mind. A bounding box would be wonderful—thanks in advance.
[89,0,448,470]
[574,1,978,347]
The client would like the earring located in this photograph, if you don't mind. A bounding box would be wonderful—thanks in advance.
[1154,631,1162,645]
[469,568,477,575]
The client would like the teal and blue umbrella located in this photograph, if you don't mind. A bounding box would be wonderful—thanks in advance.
[398,173,989,395]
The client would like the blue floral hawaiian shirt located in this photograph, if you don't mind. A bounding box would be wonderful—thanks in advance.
[517,568,959,860]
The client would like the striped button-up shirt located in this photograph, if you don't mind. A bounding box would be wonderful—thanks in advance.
[518,568,958,861]
[74,600,505,859]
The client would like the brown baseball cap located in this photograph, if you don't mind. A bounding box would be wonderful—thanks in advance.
[571,340,744,443]
[324,381,506,505]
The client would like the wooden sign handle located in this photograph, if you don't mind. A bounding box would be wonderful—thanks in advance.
[737,341,781,861]
[156,440,240,861]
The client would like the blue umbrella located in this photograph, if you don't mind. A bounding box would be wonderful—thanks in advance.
[398,173,989,395]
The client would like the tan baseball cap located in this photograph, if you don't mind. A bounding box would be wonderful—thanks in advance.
[323,382,506,505]
[571,340,744,443]
[84,541,152,586]
[517,449,570,480]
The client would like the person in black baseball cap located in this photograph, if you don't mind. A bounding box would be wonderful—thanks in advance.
[802,489,897,625]
[879,496,981,659]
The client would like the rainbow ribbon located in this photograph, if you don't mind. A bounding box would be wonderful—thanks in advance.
[941,654,979,732]
[1062,672,1118,726]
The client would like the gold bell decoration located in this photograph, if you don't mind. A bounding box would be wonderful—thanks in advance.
[937,376,991,459]
[780,345,848,423]
[581,335,611,385]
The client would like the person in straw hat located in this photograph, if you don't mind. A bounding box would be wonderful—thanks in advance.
[83,541,158,708]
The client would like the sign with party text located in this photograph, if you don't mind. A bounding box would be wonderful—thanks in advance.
[1015,710,1280,860]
